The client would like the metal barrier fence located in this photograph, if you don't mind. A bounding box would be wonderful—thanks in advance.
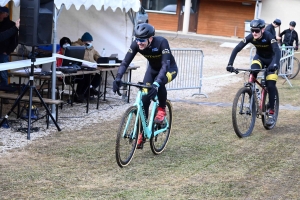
[166,48,207,97]
[249,46,295,87]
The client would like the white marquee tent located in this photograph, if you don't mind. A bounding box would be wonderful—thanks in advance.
[1,0,141,59]
[0,0,141,116]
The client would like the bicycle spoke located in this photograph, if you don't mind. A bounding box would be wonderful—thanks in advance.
[232,87,256,138]
[262,88,279,130]
[150,100,172,155]
[116,106,139,168]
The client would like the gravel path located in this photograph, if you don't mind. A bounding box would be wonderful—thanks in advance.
[0,36,251,155]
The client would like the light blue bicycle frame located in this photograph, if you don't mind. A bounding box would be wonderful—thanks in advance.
[124,90,169,140]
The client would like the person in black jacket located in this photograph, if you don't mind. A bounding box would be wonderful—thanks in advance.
[265,18,281,40]
[0,7,18,88]
[0,19,19,42]
[113,23,178,149]
[227,19,281,126]
[280,21,299,50]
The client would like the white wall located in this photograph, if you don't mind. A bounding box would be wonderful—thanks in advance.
[260,0,300,37]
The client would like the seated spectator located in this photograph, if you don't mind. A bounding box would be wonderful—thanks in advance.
[72,32,102,103]
[56,36,72,67]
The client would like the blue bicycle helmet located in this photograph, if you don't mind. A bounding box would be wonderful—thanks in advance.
[134,23,155,39]
[250,19,265,29]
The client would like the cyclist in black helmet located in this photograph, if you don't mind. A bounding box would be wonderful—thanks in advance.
[279,21,298,51]
[113,23,178,149]
[265,18,281,40]
[227,19,281,126]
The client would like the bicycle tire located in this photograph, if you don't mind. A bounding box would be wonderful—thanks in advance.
[116,106,139,168]
[232,87,256,138]
[288,57,300,79]
[150,100,172,155]
[262,87,279,130]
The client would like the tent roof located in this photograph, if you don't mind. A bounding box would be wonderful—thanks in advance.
[0,0,140,12]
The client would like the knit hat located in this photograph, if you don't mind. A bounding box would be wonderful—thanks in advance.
[59,37,71,48]
[0,6,9,13]
[81,32,93,41]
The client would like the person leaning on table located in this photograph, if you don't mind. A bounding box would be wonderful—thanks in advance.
[72,32,102,103]
[56,36,72,67]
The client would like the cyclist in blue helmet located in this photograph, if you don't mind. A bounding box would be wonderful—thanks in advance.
[113,23,178,149]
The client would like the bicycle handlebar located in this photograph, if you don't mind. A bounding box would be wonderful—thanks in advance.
[232,68,266,74]
[115,81,152,96]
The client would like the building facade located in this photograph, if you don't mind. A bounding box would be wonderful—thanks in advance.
[142,0,259,38]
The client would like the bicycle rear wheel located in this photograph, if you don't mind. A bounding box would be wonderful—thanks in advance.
[150,100,172,155]
[232,87,256,138]
[288,57,300,79]
[262,87,279,130]
[116,106,139,168]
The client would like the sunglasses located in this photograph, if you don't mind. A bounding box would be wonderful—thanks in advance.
[251,28,261,33]
[136,38,147,43]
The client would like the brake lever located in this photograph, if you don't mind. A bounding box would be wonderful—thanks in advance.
[232,68,239,74]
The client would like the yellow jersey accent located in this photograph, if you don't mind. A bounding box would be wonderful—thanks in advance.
[166,72,172,83]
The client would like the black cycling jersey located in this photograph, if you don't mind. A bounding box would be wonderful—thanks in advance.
[228,31,281,67]
[280,29,299,46]
[117,36,177,85]
[264,24,276,39]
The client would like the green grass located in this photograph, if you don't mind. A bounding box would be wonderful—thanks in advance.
[1,76,300,199]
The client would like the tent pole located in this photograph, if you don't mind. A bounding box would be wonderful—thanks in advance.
[51,5,58,120]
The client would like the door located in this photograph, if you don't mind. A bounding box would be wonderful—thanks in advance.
[178,0,198,32]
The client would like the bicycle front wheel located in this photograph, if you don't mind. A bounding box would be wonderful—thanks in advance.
[116,106,139,168]
[232,87,256,138]
[262,87,279,130]
[150,100,172,155]
[288,57,300,79]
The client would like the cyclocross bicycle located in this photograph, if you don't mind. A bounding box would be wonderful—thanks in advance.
[231,68,279,138]
[115,81,173,168]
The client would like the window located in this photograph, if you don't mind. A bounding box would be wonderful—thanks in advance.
[141,0,177,13]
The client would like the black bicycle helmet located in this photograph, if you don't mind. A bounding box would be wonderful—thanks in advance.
[134,23,155,39]
[250,19,265,29]
[290,21,296,27]
[273,19,281,26]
